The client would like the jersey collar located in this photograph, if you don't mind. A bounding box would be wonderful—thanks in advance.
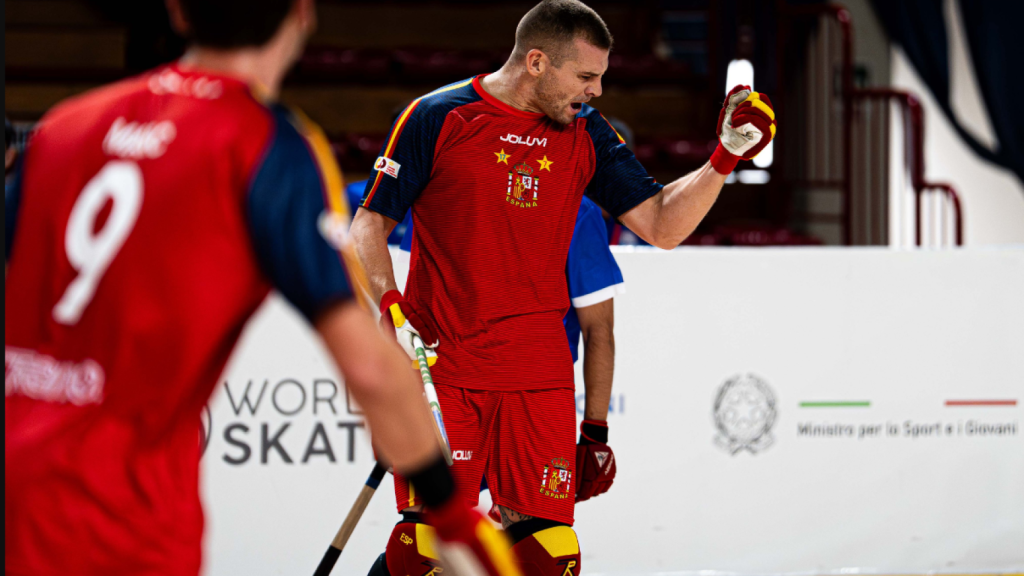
[162,61,270,103]
[472,74,546,119]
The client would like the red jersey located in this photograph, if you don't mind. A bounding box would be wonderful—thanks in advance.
[361,75,660,390]
[5,65,356,575]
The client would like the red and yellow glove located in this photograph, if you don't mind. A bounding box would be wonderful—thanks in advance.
[710,84,777,174]
[379,289,439,367]
[425,496,523,576]
[575,420,616,503]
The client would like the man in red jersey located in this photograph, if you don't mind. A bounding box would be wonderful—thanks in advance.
[4,1,520,575]
[350,1,776,574]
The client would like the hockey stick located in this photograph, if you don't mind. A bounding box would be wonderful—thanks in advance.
[385,303,453,466]
[411,333,454,466]
[311,333,451,574]
[313,462,388,576]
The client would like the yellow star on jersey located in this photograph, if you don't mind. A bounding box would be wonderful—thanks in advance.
[537,155,554,171]
[495,149,510,164]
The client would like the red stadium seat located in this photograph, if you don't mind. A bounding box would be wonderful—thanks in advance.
[333,133,388,173]
[607,54,693,85]
[393,49,499,83]
[298,47,392,81]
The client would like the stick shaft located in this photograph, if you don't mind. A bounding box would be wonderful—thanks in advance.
[330,483,376,548]
[411,334,453,465]
[313,463,387,576]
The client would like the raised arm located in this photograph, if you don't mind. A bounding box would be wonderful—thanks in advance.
[618,163,726,249]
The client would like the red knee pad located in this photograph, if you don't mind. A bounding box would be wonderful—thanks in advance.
[385,521,442,575]
[510,526,581,576]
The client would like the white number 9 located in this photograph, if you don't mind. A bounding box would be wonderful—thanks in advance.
[53,161,143,325]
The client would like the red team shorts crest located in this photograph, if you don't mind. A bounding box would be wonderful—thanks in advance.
[394,385,578,526]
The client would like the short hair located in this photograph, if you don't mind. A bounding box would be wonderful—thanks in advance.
[178,0,296,49]
[512,0,613,67]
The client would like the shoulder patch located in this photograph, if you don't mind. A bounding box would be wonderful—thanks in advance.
[374,156,402,178]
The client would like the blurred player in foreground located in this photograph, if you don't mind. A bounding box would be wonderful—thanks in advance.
[350,0,776,573]
[4,0,518,574]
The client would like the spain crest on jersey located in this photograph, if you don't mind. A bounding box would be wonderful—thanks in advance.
[539,457,573,499]
[507,162,539,208]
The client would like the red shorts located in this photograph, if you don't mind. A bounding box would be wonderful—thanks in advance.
[395,385,577,525]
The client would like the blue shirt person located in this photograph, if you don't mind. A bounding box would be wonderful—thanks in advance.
[563,196,625,362]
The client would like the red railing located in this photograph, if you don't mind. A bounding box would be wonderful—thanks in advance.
[779,3,963,246]
[920,183,963,246]
[857,88,963,246]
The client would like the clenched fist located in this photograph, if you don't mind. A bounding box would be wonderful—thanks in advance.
[710,84,777,174]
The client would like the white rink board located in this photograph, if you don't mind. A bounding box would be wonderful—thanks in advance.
[201,248,1024,575]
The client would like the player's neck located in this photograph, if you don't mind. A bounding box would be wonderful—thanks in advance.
[480,67,544,115]
[178,47,288,100]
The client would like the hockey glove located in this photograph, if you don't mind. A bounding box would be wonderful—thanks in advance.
[710,84,777,174]
[380,289,439,367]
[425,495,523,576]
[575,420,616,503]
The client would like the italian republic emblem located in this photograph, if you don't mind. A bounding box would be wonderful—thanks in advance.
[539,457,573,499]
[507,162,539,208]
[713,373,777,455]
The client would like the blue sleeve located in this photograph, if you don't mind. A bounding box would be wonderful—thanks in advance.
[247,106,356,321]
[566,197,624,308]
[397,211,413,251]
[581,106,663,218]
[5,151,26,261]
[345,180,365,218]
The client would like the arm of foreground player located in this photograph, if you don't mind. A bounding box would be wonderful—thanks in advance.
[617,162,727,250]
[577,298,615,421]
[315,299,438,471]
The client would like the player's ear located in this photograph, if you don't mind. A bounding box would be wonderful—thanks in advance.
[164,0,190,38]
[526,49,547,77]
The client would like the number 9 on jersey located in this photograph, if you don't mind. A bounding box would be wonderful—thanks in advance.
[53,160,143,325]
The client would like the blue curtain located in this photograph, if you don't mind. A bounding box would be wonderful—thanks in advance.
[870,0,1024,188]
